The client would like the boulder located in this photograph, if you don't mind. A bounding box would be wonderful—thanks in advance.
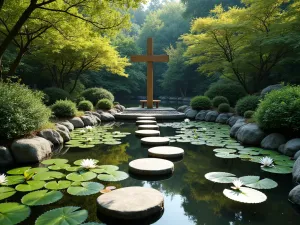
[177,105,189,113]
[205,111,219,122]
[294,150,300,160]
[261,84,283,97]
[0,146,14,166]
[99,112,115,122]
[195,110,209,121]
[81,115,97,126]
[108,108,118,116]
[68,117,84,128]
[278,144,285,155]
[293,157,300,184]
[114,104,125,112]
[183,106,191,113]
[37,129,63,145]
[261,133,286,150]
[58,121,74,131]
[283,138,300,157]
[288,185,300,206]
[55,124,71,142]
[228,116,244,127]
[91,112,102,120]
[11,137,52,163]
[120,105,126,111]
[230,119,246,138]
[216,113,230,124]
[185,109,198,119]
[236,123,266,146]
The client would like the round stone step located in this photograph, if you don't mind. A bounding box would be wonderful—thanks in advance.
[135,130,160,137]
[136,120,157,125]
[148,146,184,159]
[137,116,156,120]
[129,158,174,175]
[138,125,159,130]
[141,137,170,146]
[97,186,164,220]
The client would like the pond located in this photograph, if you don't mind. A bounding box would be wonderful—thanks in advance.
[2,121,300,225]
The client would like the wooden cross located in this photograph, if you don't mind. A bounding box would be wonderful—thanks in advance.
[131,38,169,109]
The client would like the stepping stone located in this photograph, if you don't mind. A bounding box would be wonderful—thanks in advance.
[129,158,174,175]
[148,146,184,159]
[135,130,160,137]
[138,125,159,130]
[141,137,170,146]
[137,116,156,120]
[97,186,164,220]
[136,120,157,125]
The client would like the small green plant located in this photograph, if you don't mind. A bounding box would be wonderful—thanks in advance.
[43,87,70,105]
[235,95,260,116]
[113,102,120,105]
[244,110,255,119]
[212,96,229,108]
[81,88,114,105]
[96,98,113,110]
[218,103,230,113]
[190,96,212,110]
[77,100,93,111]
[51,100,77,118]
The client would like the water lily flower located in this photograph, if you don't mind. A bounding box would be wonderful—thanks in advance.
[86,137,93,142]
[231,179,243,191]
[202,128,207,132]
[184,118,190,123]
[0,174,7,185]
[86,126,93,131]
[80,159,97,169]
[260,156,274,167]
[79,129,86,134]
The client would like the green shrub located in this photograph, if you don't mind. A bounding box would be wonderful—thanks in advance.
[244,110,254,119]
[212,96,229,108]
[190,96,212,110]
[114,102,120,105]
[51,100,77,118]
[77,100,93,111]
[43,87,70,105]
[254,86,300,132]
[0,82,51,139]
[81,88,114,105]
[96,98,113,110]
[218,103,230,113]
[235,95,260,116]
[205,83,247,105]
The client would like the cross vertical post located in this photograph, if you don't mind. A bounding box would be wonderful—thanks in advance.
[147,38,153,109]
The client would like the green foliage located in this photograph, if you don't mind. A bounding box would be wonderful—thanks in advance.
[0,82,51,139]
[205,83,247,106]
[212,96,229,108]
[78,101,93,111]
[51,100,77,118]
[244,110,255,119]
[190,96,212,110]
[96,98,113,110]
[254,86,300,132]
[218,103,230,113]
[43,87,70,105]
[21,190,63,206]
[236,95,260,116]
[81,88,114,105]
[0,203,31,225]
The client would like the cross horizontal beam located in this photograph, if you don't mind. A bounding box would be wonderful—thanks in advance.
[131,55,169,63]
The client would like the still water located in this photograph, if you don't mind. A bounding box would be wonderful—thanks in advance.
[7,122,300,225]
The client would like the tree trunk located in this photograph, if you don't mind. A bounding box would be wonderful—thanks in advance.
[6,49,26,78]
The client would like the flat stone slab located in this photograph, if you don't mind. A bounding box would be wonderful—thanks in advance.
[148,146,184,159]
[135,130,160,137]
[129,158,174,175]
[138,125,159,130]
[97,186,164,220]
[141,137,170,146]
[136,120,157,125]
[137,116,156,120]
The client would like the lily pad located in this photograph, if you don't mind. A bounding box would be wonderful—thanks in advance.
[15,181,46,192]
[0,203,31,225]
[213,148,236,154]
[90,169,107,174]
[204,172,236,183]
[215,153,239,159]
[48,164,70,170]
[66,166,81,172]
[44,180,71,190]
[97,171,129,182]
[26,168,49,174]
[33,172,65,181]
[35,206,88,225]
[246,178,278,189]
[274,160,294,167]
[67,182,104,196]
[5,176,25,185]
[223,187,267,203]
[7,167,31,175]
[0,187,16,200]
[21,190,63,206]
[239,176,260,185]
[98,165,119,172]
[261,165,292,174]
[74,159,99,166]
[41,159,68,165]
[66,172,97,182]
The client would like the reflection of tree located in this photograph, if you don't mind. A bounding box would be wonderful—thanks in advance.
[97,143,131,165]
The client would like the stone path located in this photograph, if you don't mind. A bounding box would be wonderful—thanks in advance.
[141,137,170,146]
[135,130,160,137]
[148,146,184,159]
[136,120,157,125]
[129,158,174,175]
[138,124,159,130]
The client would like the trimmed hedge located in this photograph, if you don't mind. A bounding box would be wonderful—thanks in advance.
[78,100,93,111]
[218,103,230,113]
[0,82,51,139]
[190,96,212,110]
[244,110,254,119]
[212,96,229,108]
[81,88,114,105]
[51,100,77,118]
[43,87,70,105]
[96,98,113,110]
[235,95,260,116]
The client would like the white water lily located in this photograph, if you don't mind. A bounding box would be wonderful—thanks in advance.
[260,156,274,167]
[202,128,207,132]
[86,137,93,142]
[184,118,190,123]
[0,174,7,185]
[86,126,93,131]
[231,179,243,190]
[80,159,97,169]
[79,129,86,134]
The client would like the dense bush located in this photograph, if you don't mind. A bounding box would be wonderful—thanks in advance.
[77,100,93,111]
[43,87,70,105]
[205,83,247,105]
[235,95,260,116]
[244,110,254,119]
[254,86,300,132]
[96,98,113,110]
[81,88,114,105]
[0,82,51,139]
[212,96,229,108]
[51,100,77,118]
[218,103,230,113]
[190,96,212,110]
